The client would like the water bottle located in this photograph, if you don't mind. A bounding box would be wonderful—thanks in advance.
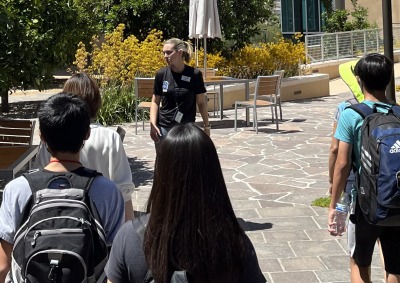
[334,193,349,236]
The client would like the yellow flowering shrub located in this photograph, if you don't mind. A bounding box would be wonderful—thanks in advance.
[221,34,306,78]
[188,48,227,70]
[74,24,165,85]
[74,25,305,82]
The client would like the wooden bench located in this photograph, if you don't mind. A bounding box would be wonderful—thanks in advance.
[0,119,38,192]
[0,119,36,146]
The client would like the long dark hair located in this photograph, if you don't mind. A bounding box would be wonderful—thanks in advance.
[144,123,246,283]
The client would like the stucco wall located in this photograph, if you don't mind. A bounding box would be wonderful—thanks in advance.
[343,1,400,29]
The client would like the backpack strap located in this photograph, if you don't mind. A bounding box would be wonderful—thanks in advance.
[390,105,400,117]
[345,97,358,105]
[346,103,373,119]
[132,213,150,243]
[23,167,101,196]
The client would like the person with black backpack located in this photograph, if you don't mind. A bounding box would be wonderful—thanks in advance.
[328,53,400,282]
[0,93,125,282]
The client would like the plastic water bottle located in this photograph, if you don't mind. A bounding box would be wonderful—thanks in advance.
[334,193,349,236]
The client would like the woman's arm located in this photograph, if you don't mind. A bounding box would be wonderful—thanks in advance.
[196,93,210,136]
[150,95,161,142]
[328,122,339,194]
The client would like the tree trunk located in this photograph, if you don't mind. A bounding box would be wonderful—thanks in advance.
[1,89,10,113]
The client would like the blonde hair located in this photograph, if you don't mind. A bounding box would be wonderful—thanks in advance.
[164,38,193,63]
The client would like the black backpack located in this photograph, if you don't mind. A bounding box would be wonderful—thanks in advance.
[11,168,108,283]
[349,103,400,226]
[132,214,189,283]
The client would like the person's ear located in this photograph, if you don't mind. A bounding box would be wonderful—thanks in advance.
[356,76,363,91]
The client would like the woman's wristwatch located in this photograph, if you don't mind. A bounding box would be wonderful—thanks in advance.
[204,124,211,130]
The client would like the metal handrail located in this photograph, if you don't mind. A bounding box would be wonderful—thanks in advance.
[305,28,400,63]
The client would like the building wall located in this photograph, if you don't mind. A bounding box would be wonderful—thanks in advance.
[344,1,400,29]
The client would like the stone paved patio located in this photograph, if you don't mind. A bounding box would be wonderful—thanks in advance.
[6,66,400,282]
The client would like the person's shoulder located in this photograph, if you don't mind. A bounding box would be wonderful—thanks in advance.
[91,175,118,189]
[88,174,121,199]
[337,101,348,112]
[114,215,148,246]
[4,175,31,197]
[156,66,169,76]
[89,124,119,138]
[189,66,201,76]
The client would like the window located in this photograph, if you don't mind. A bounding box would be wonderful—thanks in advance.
[281,0,294,33]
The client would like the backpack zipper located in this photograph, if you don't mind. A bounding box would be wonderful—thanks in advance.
[35,188,85,203]
[30,228,84,247]
[24,249,87,280]
[14,216,90,247]
[30,199,90,215]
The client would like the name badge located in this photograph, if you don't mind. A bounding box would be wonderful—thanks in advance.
[181,75,191,82]
[162,81,169,92]
[174,111,183,123]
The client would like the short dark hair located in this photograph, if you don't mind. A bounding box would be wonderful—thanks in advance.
[39,92,90,154]
[354,53,393,92]
[63,73,101,118]
[144,123,246,283]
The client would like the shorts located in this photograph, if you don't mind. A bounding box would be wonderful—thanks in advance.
[348,210,400,274]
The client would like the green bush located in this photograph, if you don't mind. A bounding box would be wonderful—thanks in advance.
[97,84,138,126]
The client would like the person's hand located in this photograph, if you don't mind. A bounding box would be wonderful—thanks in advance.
[203,124,211,137]
[328,182,333,195]
[150,124,161,142]
[203,127,210,136]
[328,207,338,236]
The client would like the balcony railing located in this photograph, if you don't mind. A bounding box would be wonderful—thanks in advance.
[305,28,400,63]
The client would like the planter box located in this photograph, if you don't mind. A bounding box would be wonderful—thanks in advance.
[204,73,330,111]
[280,73,330,102]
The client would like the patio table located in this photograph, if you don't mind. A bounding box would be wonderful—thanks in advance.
[204,76,253,125]
[0,145,39,182]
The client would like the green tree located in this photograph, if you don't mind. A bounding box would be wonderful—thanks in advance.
[0,0,100,112]
[97,0,277,52]
[322,0,376,33]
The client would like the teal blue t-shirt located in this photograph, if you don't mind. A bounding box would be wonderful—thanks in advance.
[334,100,391,171]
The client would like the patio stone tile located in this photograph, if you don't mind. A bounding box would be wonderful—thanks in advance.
[258,259,283,272]
[257,205,316,218]
[280,257,327,271]
[290,240,345,257]
[234,208,260,219]
[262,230,310,243]
[245,231,265,243]
[315,269,350,282]
[252,242,295,259]
[269,271,320,282]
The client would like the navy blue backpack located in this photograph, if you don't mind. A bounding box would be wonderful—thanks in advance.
[349,103,400,226]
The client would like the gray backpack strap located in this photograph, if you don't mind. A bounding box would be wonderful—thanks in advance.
[170,271,189,283]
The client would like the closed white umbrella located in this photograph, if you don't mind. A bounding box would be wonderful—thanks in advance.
[189,0,222,77]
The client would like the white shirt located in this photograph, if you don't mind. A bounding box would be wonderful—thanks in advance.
[35,123,134,201]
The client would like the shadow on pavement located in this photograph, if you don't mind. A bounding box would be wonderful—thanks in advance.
[0,101,42,119]
[129,157,154,188]
[237,218,273,231]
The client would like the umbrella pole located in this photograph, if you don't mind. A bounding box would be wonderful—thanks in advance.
[204,37,207,78]
[196,38,199,67]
